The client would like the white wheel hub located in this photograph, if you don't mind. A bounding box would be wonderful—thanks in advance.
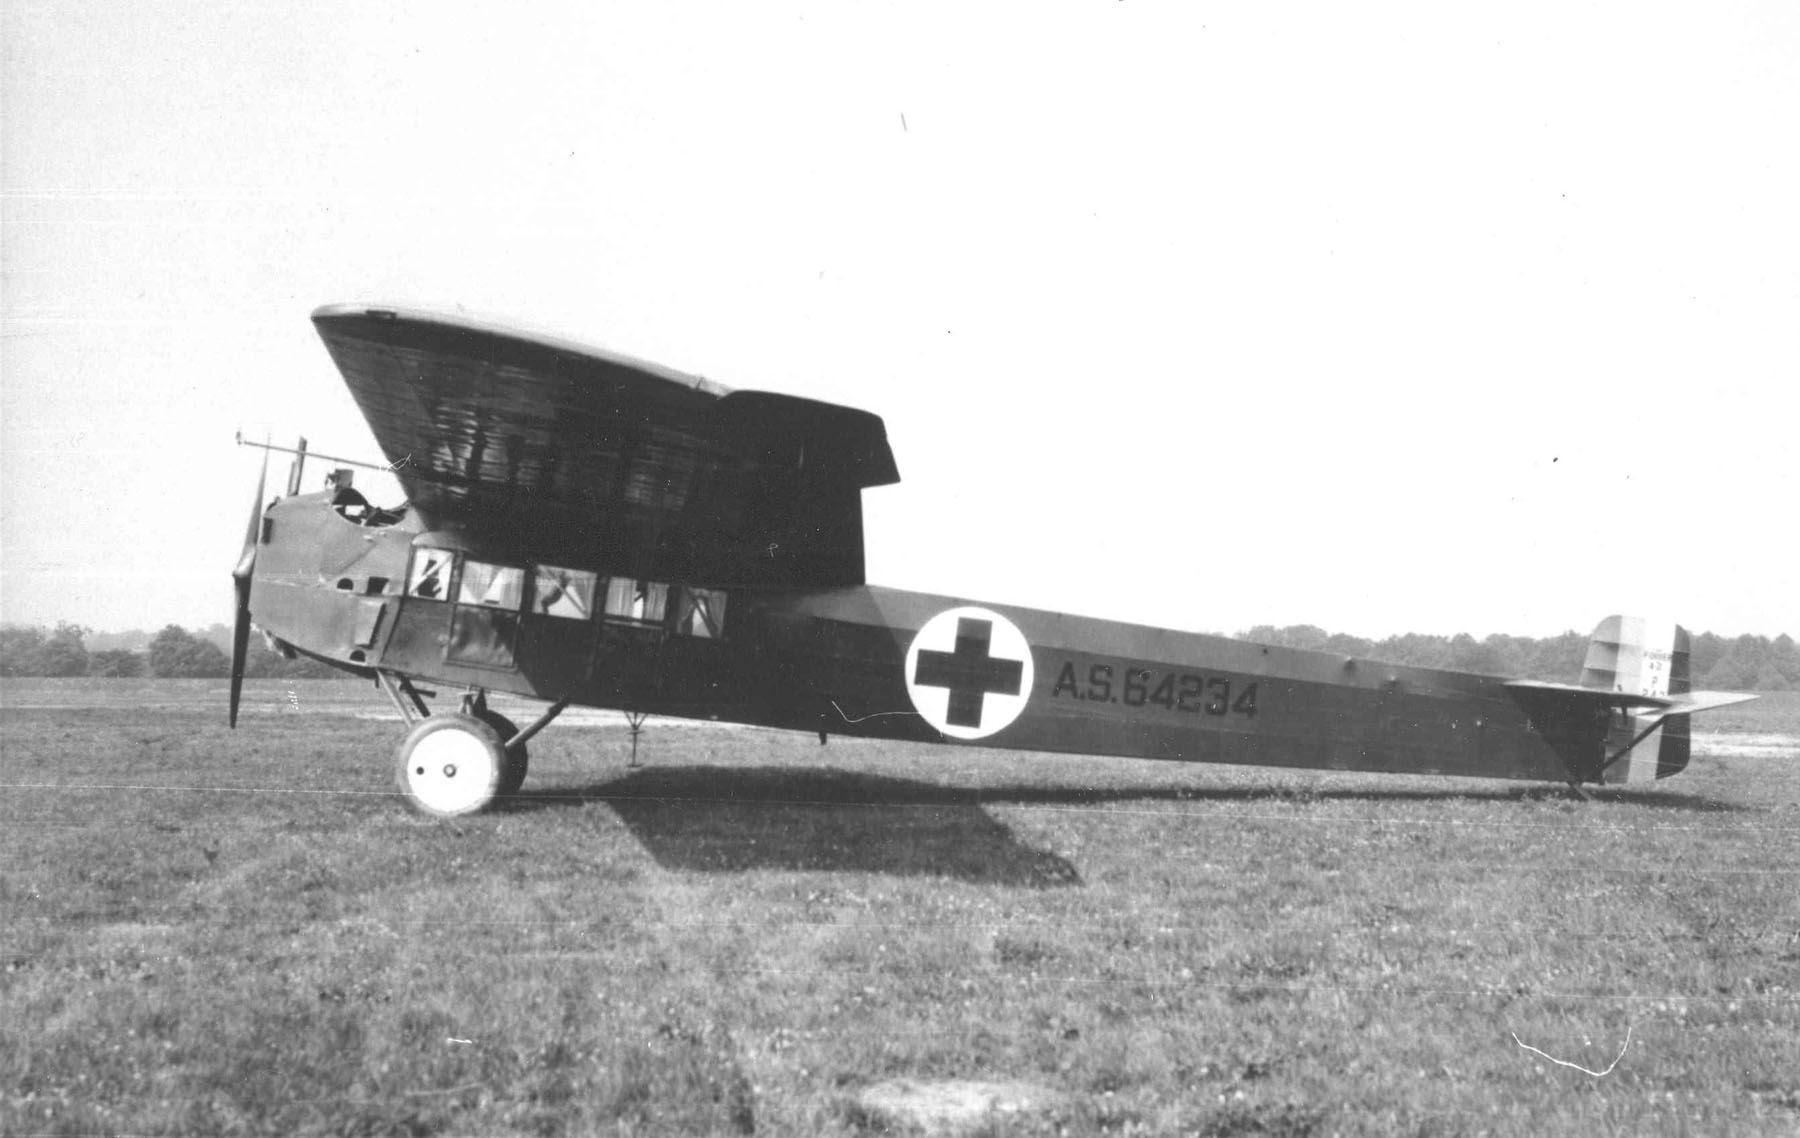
[396,715,504,816]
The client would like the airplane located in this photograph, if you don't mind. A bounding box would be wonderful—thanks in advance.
[230,304,1755,816]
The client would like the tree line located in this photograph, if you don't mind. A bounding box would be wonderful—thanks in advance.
[0,623,339,679]
[1,620,1795,690]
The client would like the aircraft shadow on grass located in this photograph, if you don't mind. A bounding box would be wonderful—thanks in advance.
[507,765,1083,886]
[500,765,1742,882]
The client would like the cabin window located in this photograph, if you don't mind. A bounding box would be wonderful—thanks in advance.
[408,548,455,600]
[447,558,523,669]
[603,577,668,624]
[531,565,598,620]
[675,587,727,638]
[458,561,525,610]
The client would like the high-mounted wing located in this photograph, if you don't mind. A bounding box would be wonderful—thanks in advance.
[312,305,898,587]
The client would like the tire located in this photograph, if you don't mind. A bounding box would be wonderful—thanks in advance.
[394,713,506,817]
[476,709,530,797]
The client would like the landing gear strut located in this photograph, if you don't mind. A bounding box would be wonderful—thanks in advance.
[625,710,649,768]
[469,705,529,797]
[383,675,566,814]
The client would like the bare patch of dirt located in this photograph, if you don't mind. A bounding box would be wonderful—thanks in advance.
[852,1079,1063,1135]
[1693,732,1800,758]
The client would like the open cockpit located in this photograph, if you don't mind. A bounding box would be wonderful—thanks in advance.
[324,467,408,527]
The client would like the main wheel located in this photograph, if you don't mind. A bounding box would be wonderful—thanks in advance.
[475,709,530,797]
[395,714,506,817]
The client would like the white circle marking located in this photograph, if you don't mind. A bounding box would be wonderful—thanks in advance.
[904,606,1034,740]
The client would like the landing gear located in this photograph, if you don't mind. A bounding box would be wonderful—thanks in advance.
[625,710,649,768]
[378,672,567,814]
[395,713,507,817]
[473,708,530,797]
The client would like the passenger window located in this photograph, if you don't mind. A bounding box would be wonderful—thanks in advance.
[603,578,634,619]
[676,587,727,638]
[458,561,525,610]
[603,577,668,624]
[531,565,597,619]
[408,548,455,600]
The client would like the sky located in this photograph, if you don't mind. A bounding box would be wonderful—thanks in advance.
[3,2,1796,643]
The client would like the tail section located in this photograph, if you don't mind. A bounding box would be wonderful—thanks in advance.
[1505,616,1753,785]
[1579,616,1690,783]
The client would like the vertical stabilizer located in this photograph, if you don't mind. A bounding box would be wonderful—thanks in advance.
[1581,616,1691,783]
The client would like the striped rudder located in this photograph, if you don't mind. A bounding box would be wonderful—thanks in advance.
[1580,616,1691,783]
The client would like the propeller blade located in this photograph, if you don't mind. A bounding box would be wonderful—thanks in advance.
[229,579,251,728]
[229,448,269,727]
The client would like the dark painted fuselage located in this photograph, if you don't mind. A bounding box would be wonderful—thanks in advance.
[250,491,1621,785]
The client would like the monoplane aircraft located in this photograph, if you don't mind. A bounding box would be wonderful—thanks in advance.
[230,305,1753,815]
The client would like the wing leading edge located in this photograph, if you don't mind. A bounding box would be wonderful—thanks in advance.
[312,305,898,587]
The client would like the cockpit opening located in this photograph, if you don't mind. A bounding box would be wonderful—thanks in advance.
[326,468,407,527]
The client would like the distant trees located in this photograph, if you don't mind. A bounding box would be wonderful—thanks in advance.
[145,625,231,678]
[0,623,246,677]
[1235,624,1585,680]
[37,623,92,676]
[0,622,90,677]
[1698,633,1800,692]
[1447,633,1509,676]
[87,649,145,678]
[0,625,47,677]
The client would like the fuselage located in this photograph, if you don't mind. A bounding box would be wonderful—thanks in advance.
[249,490,1624,784]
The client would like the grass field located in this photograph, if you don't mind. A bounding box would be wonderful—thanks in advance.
[3,679,1797,1136]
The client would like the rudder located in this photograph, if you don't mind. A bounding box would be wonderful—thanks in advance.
[1580,615,1691,783]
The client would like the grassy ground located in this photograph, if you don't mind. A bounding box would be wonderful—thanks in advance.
[2,681,1797,1136]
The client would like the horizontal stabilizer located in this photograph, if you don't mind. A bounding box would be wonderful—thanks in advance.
[1503,680,1672,709]
[1661,689,1759,715]
[1503,680,1756,719]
